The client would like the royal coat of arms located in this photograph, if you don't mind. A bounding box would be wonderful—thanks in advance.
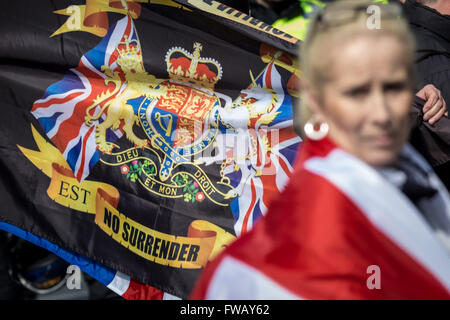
[13,0,301,298]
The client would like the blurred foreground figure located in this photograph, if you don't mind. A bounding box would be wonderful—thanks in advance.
[399,0,450,191]
[191,0,450,299]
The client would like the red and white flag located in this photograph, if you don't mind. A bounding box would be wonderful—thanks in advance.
[191,138,450,300]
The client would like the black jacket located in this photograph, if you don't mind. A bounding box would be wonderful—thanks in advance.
[403,0,450,168]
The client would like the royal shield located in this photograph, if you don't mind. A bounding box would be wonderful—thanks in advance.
[139,80,221,181]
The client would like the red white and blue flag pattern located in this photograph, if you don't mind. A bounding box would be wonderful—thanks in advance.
[17,13,301,299]
[191,138,450,300]
[31,17,137,182]
[27,16,177,300]
[225,61,301,236]
[31,15,302,237]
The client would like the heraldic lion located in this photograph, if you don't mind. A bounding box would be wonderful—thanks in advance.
[84,36,166,153]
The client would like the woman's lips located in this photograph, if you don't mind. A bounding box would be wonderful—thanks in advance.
[366,134,396,147]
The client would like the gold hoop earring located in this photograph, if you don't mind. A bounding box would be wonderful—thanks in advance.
[304,116,329,141]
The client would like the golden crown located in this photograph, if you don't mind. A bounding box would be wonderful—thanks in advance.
[115,35,144,72]
[118,35,140,58]
[165,42,223,89]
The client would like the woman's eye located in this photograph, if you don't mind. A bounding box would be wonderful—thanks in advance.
[384,82,407,92]
[345,87,369,98]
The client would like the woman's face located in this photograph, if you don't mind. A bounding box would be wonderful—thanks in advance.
[313,35,413,167]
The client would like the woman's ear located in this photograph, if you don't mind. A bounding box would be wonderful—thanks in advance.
[294,78,324,138]
[299,78,322,116]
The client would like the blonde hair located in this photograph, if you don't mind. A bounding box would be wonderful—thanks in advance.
[295,0,416,135]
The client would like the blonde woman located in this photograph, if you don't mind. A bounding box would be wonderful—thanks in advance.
[191,0,450,299]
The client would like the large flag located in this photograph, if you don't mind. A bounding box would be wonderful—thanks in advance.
[191,138,450,299]
[0,0,301,299]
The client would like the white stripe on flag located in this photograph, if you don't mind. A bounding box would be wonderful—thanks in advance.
[206,256,301,300]
[33,88,84,105]
[163,293,182,300]
[304,148,450,292]
[107,271,131,296]
[46,67,92,140]
[105,17,129,68]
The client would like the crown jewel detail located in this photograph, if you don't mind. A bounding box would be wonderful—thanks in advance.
[165,42,223,88]
[116,35,143,72]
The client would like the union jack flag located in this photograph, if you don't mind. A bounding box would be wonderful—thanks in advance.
[224,62,301,236]
[31,16,137,182]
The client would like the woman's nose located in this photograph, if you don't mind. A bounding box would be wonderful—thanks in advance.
[371,90,391,125]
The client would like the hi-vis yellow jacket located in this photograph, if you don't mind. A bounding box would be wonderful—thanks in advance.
[272,0,389,41]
